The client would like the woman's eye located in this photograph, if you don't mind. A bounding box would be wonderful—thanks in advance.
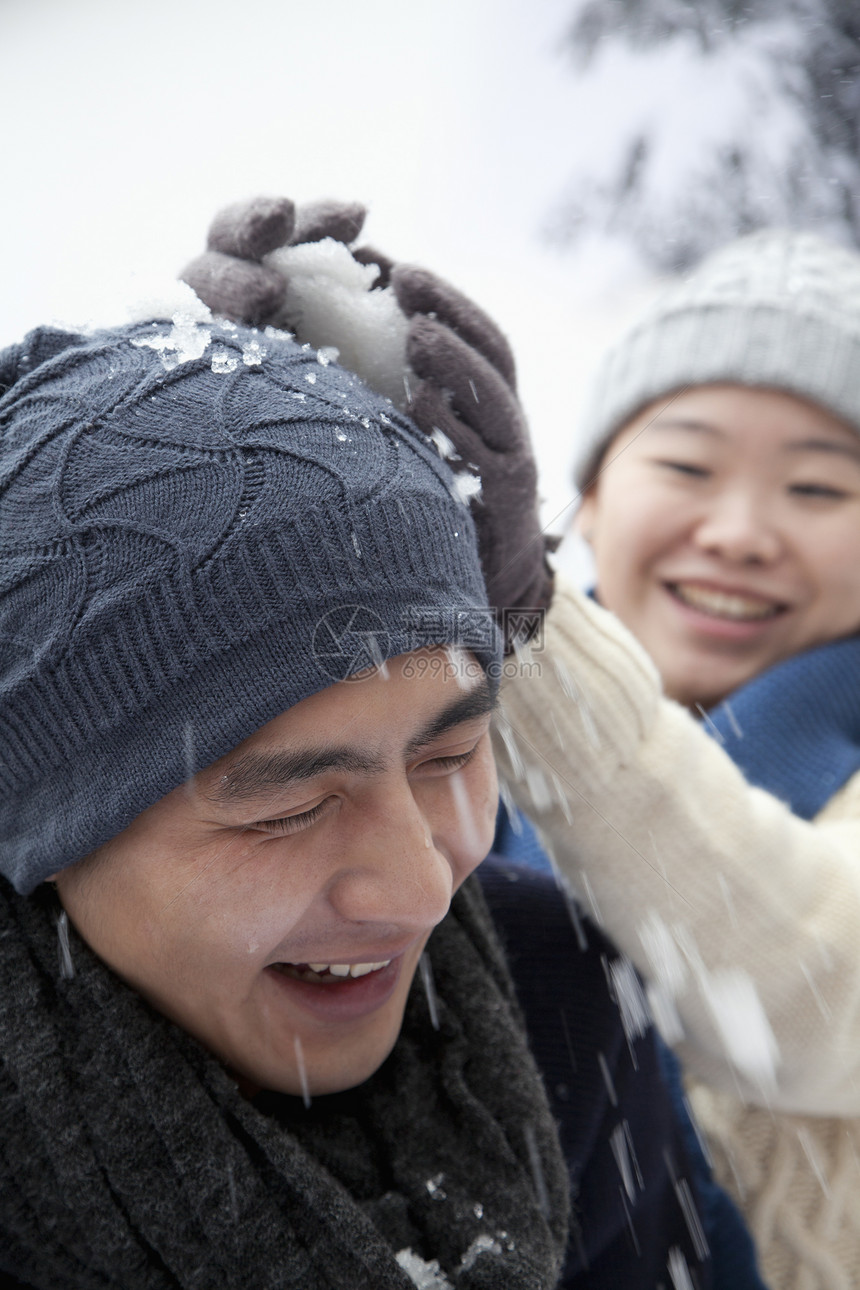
[657,459,710,478]
[254,800,331,836]
[789,482,849,500]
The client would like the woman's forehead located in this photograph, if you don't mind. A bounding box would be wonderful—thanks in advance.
[624,384,860,453]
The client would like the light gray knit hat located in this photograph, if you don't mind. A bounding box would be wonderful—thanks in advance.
[573,229,860,489]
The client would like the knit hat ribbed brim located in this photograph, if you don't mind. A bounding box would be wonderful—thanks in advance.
[0,318,496,892]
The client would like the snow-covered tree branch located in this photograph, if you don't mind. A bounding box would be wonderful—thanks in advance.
[549,0,860,271]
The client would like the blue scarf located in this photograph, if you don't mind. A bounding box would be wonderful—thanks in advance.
[704,635,860,820]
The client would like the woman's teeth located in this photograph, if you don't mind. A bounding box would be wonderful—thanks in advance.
[671,583,782,621]
[272,960,391,983]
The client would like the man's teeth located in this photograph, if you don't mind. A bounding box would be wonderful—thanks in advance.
[306,960,391,978]
[671,583,781,621]
[270,958,393,984]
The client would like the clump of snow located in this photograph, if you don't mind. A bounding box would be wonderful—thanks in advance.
[597,1050,618,1106]
[449,470,482,505]
[523,1122,550,1218]
[524,764,552,814]
[637,912,780,1094]
[549,771,574,826]
[646,982,685,1047]
[131,312,212,371]
[699,967,780,1097]
[211,348,238,374]
[458,1233,504,1272]
[242,338,266,367]
[395,1249,454,1290]
[550,657,600,748]
[608,956,651,1050]
[292,1035,312,1110]
[443,645,477,691]
[579,870,603,927]
[668,1245,695,1290]
[429,427,458,461]
[494,712,525,781]
[610,1121,643,1202]
[56,910,74,980]
[673,1176,709,1262]
[425,1173,446,1200]
[638,912,688,1000]
[122,275,213,327]
[419,952,441,1031]
[265,238,413,409]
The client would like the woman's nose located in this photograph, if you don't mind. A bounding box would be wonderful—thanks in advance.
[692,491,783,565]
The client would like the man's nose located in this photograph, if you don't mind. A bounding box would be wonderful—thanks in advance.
[325,788,454,929]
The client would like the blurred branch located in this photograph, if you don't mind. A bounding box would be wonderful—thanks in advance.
[551,0,860,271]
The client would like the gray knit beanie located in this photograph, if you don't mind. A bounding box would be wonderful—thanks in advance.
[574,229,860,489]
[0,318,496,894]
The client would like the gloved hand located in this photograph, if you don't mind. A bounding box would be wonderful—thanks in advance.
[391,265,554,628]
[181,197,554,632]
[180,196,367,324]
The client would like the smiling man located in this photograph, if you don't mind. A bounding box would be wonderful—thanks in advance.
[54,650,498,1099]
[0,308,754,1289]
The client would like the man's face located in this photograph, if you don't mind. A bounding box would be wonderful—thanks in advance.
[54,648,498,1097]
[578,384,860,707]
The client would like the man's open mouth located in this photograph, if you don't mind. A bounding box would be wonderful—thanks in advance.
[270,960,392,984]
[667,582,786,622]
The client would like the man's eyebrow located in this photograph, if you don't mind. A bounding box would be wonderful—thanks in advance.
[404,676,497,758]
[784,436,860,463]
[203,677,496,805]
[204,747,386,804]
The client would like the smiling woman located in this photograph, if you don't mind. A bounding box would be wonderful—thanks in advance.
[578,384,860,707]
[497,228,860,1290]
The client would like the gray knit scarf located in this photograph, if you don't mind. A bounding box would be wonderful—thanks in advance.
[0,874,568,1289]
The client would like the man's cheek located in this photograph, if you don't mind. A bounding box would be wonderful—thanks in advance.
[477,750,500,836]
[459,759,499,874]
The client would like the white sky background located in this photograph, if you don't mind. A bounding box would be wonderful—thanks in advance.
[0,0,660,543]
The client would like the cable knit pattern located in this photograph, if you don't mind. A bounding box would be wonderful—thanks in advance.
[574,229,860,487]
[494,573,860,1290]
[691,1091,860,1290]
[0,321,492,892]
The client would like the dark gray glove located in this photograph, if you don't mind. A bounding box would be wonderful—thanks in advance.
[180,198,554,633]
[392,265,554,628]
[180,196,366,324]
